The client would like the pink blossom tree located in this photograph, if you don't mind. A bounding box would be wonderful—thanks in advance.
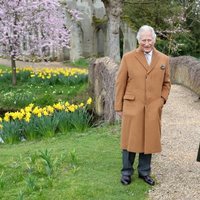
[0,0,80,85]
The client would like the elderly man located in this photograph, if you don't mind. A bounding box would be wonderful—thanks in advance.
[115,25,171,186]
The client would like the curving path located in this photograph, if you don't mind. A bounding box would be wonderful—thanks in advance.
[149,84,200,200]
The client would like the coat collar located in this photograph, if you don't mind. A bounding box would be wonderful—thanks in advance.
[135,47,160,73]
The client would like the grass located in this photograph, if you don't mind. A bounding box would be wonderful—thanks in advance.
[65,58,89,69]
[0,63,89,111]
[0,81,88,111]
[0,124,151,200]
[0,82,88,112]
[0,64,10,70]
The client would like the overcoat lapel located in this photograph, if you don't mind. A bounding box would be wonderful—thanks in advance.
[147,48,159,74]
[134,48,160,73]
[134,49,148,71]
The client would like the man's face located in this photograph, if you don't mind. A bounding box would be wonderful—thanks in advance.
[139,31,155,53]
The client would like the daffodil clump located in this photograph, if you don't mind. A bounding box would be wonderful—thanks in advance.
[29,67,87,78]
[0,98,92,144]
[0,67,88,85]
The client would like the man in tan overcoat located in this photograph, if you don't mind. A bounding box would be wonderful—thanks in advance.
[115,25,171,185]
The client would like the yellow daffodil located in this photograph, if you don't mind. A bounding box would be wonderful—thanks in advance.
[68,105,75,112]
[26,66,88,80]
[20,109,25,115]
[28,103,34,108]
[24,116,31,123]
[37,113,42,118]
[79,103,84,107]
[65,101,70,107]
[25,106,32,113]
[46,106,54,113]
[87,97,92,105]
[43,111,49,116]
[53,103,64,110]
[4,115,10,122]
[32,107,40,114]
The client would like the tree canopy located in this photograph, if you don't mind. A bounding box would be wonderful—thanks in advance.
[123,0,200,57]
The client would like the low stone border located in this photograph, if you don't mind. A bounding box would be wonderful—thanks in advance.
[170,56,200,96]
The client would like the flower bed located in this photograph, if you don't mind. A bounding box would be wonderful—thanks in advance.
[0,67,88,85]
[0,98,92,144]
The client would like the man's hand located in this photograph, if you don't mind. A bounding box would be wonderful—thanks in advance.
[161,97,166,104]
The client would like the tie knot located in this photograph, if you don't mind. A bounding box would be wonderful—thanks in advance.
[145,52,150,57]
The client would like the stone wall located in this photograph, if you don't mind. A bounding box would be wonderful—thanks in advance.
[66,0,137,61]
[170,56,200,96]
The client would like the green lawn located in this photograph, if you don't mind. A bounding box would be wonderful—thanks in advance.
[64,58,89,69]
[0,64,10,70]
[0,64,89,111]
[0,81,88,110]
[0,124,150,200]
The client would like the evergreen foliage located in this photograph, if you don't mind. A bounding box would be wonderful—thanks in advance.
[123,0,200,57]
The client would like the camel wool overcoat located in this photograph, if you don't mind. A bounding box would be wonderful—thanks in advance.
[115,48,171,154]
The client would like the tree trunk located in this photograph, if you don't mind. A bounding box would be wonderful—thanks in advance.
[11,55,17,86]
[102,0,123,63]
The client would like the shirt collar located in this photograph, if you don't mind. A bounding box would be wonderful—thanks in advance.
[144,50,153,56]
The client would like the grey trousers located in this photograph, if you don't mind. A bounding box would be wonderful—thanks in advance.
[121,150,152,177]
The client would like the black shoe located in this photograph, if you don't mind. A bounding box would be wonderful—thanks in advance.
[120,175,131,185]
[138,175,155,186]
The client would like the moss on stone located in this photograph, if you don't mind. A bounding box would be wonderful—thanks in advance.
[92,16,108,26]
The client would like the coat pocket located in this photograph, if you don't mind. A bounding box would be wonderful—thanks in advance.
[123,94,135,100]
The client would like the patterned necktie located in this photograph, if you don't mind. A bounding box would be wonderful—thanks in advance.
[145,53,151,65]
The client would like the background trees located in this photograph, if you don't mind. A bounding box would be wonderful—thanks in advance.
[123,0,200,57]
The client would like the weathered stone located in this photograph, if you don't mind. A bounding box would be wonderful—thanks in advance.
[170,56,200,96]
[120,22,137,54]
[69,23,83,61]
[73,0,136,60]
[89,57,119,123]
[102,0,123,63]
[66,0,106,60]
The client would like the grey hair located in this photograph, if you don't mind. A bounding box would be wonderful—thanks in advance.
[136,25,156,42]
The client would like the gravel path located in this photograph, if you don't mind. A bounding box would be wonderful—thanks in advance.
[149,84,200,200]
